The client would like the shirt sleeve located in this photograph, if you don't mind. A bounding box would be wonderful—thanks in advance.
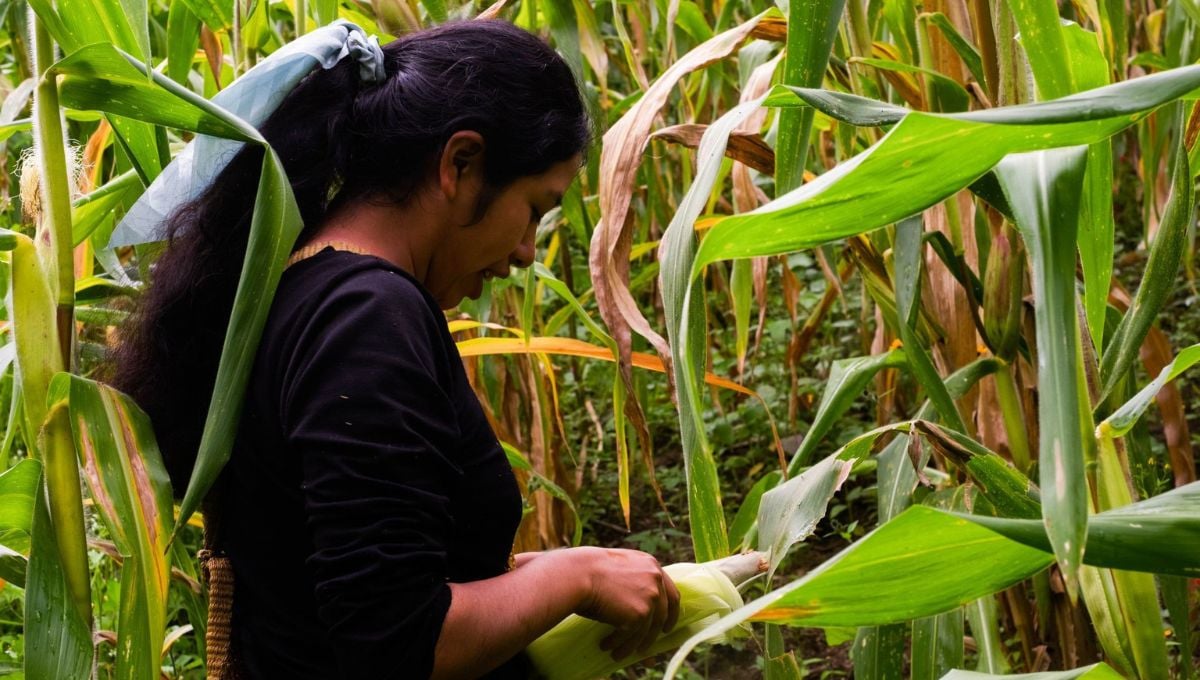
[280,268,463,680]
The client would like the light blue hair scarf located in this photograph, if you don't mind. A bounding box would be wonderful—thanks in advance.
[107,19,386,248]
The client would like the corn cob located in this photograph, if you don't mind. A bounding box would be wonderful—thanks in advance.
[526,552,767,680]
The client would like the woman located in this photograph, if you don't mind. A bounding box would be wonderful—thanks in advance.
[113,20,679,680]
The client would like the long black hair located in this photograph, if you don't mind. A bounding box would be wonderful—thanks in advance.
[110,20,591,494]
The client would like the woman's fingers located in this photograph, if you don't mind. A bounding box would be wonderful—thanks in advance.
[636,573,670,654]
[663,571,681,632]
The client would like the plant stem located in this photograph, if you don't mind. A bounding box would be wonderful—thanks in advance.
[30,8,90,627]
[31,12,74,372]
[993,361,1032,473]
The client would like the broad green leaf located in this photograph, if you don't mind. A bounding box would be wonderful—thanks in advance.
[728,470,779,551]
[420,0,448,23]
[0,459,40,535]
[664,506,1054,679]
[913,609,964,680]
[313,0,340,26]
[178,0,232,31]
[965,595,1009,673]
[787,349,906,473]
[1162,575,1192,680]
[72,170,141,246]
[51,44,256,142]
[661,98,768,560]
[24,466,93,680]
[895,217,966,432]
[501,443,581,546]
[1009,0,1074,100]
[166,0,201,86]
[959,482,1200,578]
[851,58,970,112]
[61,374,174,680]
[758,454,854,578]
[1101,343,1200,437]
[939,663,1124,679]
[995,147,1090,598]
[776,0,845,193]
[922,12,986,88]
[1099,131,1193,400]
[730,258,752,375]
[851,624,906,680]
[1062,24,1114,358]
[543,0,584,80]
[177,147,303,533]
[912,421,1041,521]
[693,67,1200,269]
[0,545,26,588]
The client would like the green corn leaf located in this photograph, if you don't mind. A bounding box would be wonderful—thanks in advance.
[922,12,986,89]
[1008,0,1074,100]
[787,349,906,473]
[166,0,201,86]
[661,99,769,560]
[24,464,93,680]
[851,624,906,680]
[728,470,779,551]
[58,374,174,680]
[668,480,1196,677]
[72,170,141,247]
[958,482,1200,578]
[312,0,339,26]
[938,663,1124,679]
[1062,24,1114,358]
[851,57,971,112]
[178,147,302,533]
[178,0,233,31]
[664,506,1055,679]
[775,0,845,193]
[912,421,1041,521]
[1099,129,1193,401]
[895,216,967,433]
[730,258,752,375]
[1162,575,1193,680]
[543,0,584,80]
[758,454,854,579]
[995,147,1090,599]
[964,595,1009,673]
[502,443,582,546]
[913,609,965,680]
[1101,343,1200,438]
[0,459,40,536]
[51,44,256,142]
[693,67,1200,269]
[47,41,304,535]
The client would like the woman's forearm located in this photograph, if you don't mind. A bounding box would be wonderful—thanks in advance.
[430,549,585,679]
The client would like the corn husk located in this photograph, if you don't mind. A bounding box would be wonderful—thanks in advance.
[526,552,766,680]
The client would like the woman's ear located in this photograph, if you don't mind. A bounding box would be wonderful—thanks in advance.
[439,130,486,203]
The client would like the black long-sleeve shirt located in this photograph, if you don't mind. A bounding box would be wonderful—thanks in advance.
[220,248,527,679]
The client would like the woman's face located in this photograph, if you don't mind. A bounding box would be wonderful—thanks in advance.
[427,153,581,309]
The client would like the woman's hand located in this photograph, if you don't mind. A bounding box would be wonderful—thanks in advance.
[569,547,681,660]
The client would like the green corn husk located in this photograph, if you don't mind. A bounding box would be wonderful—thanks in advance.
[527,552,766,680]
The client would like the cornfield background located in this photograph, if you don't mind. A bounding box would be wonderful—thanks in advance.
[0,0,1196,677]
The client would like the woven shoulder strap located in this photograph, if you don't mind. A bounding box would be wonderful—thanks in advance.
[199,497,239,679]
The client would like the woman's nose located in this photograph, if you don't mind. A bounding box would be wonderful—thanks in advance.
[510,233,536,269]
